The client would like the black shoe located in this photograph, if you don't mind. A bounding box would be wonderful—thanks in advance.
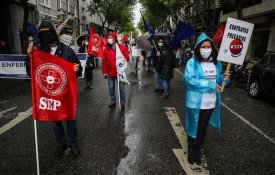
[70,144,80,157]
[84,86,90,89]
[160,92,169,98]
[187,149,195,164]
[121,104,125,110]
[154,89,160,92]
[108,103,116,108]
[54,144,67,157]
[194,150,202,165]
[159,89,164,93]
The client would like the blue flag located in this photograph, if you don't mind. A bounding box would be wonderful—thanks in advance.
[140,11,155,37]
[27,21,38,41]
[171,21,195,49]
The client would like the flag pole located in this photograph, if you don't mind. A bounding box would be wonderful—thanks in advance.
[30,50,40,175]
[34,120,40,175]
[117,75,121,110]
[151,39,158,52]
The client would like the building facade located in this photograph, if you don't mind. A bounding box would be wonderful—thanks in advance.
[220,0,275,59]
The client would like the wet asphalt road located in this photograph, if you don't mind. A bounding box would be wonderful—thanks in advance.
[0,64,274,175]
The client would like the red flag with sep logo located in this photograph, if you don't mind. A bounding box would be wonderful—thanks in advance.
[212,24,225,43]
[100,35,107,47]
[30,49,77,121]
[87,27,104,58]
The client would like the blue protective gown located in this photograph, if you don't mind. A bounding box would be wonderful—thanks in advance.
[183,33,229,138]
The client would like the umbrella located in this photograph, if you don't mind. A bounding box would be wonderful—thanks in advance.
[76,34,89,47]
[151,32,171,43]
[135,35,152,51]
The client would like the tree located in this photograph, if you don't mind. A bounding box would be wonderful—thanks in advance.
[88,0,136,34]
[138,0,187,34]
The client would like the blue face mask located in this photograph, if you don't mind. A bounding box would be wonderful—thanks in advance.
[108,38,114,45]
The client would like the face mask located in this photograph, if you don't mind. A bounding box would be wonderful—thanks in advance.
[108,38,114,45]
[84,41,88,45]
[40,32,55,44]
[200,48,212,59]
[158,42,163,47]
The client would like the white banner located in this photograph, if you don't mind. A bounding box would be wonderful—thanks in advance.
[0,53,87,79]
[131,48,141,57]
[217,17,254,65]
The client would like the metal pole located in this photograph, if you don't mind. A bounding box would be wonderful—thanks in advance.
[34,120,40,175]
[117,76,121,110]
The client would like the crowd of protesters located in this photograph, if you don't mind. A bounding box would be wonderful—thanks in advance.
[24,19,230,168]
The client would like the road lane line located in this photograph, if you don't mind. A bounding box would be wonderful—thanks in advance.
[220,102,275,144]
[0,106,18,119]
[0,107,32,135]
[175,68,275,145]
[164,107,209,175]
[0,100,8,104]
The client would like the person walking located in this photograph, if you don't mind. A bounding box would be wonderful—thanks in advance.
[26,20,83,157]
[102,32,129,110]
[152,38,164,93]
[183,33,229,165]
[78,36,95,89]
[156,37,174,98]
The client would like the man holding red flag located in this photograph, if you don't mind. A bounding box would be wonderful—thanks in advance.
[26,20,82,157]
[102,32,129,109]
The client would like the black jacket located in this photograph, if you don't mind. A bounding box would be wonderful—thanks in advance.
[25,21,82,77]
[152,44,174,79]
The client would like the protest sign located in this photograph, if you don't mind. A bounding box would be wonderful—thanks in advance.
[217,17,254,65]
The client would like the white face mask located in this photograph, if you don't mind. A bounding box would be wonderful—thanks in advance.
[158,42,163,47]
[84,41,88,45]
[108,38,114,45]
[200,48,212,59]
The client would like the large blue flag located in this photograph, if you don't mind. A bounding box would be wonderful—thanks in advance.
[171,21,195,49]
[140,11,155,37]
[27,21,38,41]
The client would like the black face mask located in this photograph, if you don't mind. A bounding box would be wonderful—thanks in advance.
[39,32,56,44]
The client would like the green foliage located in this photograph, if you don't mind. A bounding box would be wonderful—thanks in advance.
[138,0,187,34]
[88,0,137,34]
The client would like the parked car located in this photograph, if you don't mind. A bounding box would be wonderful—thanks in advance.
[247,51,275,98]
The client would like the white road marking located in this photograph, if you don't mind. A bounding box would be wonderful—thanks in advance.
[164,107,209,175]
[0,100,8,104]
[0,106,18,119]
[221,102,275,144]
[0,107,32,135]
[175,68,275,145]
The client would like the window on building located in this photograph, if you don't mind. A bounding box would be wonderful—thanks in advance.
[222,0,262,14]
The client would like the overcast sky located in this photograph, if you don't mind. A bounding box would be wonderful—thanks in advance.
[133,2,142,28]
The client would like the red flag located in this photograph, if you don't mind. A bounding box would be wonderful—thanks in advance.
[30,49,77,121]
[122,34,129,44]
[87,27,104,58]
[100,35,107,47]
[212,24,225,43]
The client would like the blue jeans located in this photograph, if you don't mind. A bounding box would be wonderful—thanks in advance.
[146,57,153,70]
[154,69,163,90]
[162,79,171,93]
[108,77,126,104]
[53,120,77,146]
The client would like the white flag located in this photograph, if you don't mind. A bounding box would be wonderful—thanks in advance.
[116,43,130,85]
[56,17,71,36]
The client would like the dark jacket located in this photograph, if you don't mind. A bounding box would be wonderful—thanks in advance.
[25,21,82,77]
[152,43,174,79]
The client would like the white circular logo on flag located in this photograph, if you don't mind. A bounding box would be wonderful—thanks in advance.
[92,34,101,46]
[36,63,67,96]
